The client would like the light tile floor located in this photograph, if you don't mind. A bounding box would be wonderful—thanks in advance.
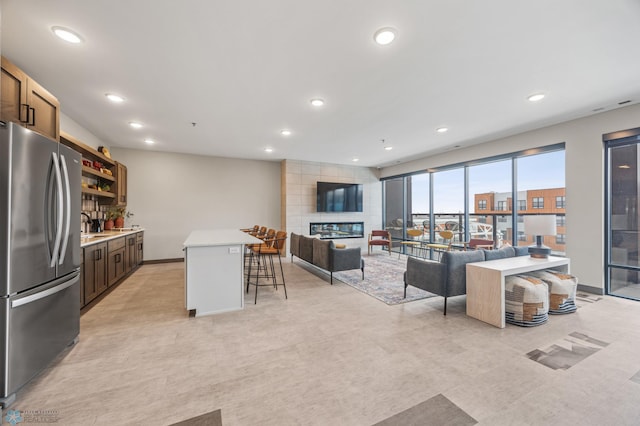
[11,261,640,425]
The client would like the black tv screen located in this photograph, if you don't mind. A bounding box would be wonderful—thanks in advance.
[316,182,363,212]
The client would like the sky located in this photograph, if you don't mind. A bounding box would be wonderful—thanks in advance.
[409,150,565,213]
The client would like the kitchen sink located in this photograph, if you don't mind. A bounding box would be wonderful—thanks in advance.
[81,234,108,240]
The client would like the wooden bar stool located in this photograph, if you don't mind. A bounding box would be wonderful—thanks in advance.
[246,231,288,304]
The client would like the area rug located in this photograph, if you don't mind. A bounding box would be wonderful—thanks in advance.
[332,254,436,305]
[373,394,477,426]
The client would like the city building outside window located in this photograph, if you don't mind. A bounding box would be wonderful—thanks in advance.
[556,234,566,244]
[497,201,506,211]
[556,196,566,208]
[518,200,526,210]
[556,215,566,227]
[478,200,486,210]
[532,197,544,209]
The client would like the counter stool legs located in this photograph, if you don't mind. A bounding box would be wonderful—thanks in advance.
[245,232,287,304]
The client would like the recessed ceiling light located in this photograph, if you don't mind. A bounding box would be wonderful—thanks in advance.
[310,99,325,107]
[384,146,393,151]
[352,158,359,162]
[280,129,292,136]
[129,122,143,129]
[527,93,545,102]
[264,147,274,153]
[374,27,397,45]
[144,139,155,145]
[105,93,125,103]
[436,127,448,133]
[52,26,83,44]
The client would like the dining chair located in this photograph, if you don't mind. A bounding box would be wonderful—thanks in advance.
[425,230,454,260]
[462,238,495,251]
[368,230,391,255]
[398,228,425,258]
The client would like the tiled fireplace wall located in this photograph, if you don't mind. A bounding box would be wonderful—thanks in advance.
[281,160,382,252]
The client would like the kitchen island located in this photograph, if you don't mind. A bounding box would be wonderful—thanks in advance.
[183,229,262,317]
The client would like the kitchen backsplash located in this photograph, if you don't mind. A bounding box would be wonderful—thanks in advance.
[81,194,110,233]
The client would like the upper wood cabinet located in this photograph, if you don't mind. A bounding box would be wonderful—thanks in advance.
[1,56,60,141]
[114,162,127,206]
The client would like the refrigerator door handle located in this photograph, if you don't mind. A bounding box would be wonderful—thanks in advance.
[11,272,80,308]
[58,154,71,265]
[50,152,64,267]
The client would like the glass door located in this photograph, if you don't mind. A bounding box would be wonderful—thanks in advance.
[605,128,640,300]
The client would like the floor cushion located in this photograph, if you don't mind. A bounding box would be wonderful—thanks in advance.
[505,275,549,326]
[528,269,578,314]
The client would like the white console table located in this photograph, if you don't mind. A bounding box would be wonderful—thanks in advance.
[466,255,570,328]
[183,229,262,317]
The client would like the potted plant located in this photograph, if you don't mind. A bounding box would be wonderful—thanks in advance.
[106,207,134,229]
[104,208,116,230]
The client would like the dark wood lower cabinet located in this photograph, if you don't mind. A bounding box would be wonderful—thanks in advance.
[83,242,107,305]
[107,247,126,287]
[125,234,137,273]
[82,231,144,310]
[136,232,144,265]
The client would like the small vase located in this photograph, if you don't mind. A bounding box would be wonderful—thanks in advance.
[114,217,125,229]
[104,219,114,230]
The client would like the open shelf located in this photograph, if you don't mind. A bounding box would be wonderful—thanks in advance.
[82,166,115,182]
[82,187,116,198]
[61,132,116,167]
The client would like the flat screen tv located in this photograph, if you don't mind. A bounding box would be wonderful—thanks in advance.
[316,182,363,212]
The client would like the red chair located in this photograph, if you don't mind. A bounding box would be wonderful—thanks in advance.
[368,230,391,255]
[462,238,494,250]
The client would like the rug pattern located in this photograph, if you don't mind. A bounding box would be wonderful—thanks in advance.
[333,254,436,305]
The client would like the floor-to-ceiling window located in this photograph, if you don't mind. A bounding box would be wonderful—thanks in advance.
[383,177,404,249]
[605,128,640,300]
[381,144,565,257]
[468,159,512,246]
[433,168,465,242]
[404,173,429,254]
[516,150,566,255]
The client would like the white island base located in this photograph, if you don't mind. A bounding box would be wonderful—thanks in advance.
[184,229,262,317]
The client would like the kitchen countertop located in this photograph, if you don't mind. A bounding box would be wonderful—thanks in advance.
[81,228,144,247]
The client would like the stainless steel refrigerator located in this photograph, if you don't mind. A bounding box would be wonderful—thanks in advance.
[0,122,81,407]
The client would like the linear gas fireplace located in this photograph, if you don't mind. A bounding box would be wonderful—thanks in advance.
[309,222,364,239]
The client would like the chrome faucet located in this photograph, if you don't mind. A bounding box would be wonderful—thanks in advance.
[81,212,92,224]
[81,213,92,233]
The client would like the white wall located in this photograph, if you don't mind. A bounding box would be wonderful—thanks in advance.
[60,113,105,149]
[381,103,640,291]
[282,160,382,252]
[110,148,281,261]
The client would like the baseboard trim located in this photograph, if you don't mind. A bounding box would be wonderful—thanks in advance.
[577,284,604,295]
[142,258,184,265]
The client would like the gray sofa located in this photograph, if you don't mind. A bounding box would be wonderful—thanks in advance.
[404,245,529,314]
[290,233,364,284]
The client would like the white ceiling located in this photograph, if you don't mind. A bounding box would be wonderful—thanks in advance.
[3,0,640,168]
